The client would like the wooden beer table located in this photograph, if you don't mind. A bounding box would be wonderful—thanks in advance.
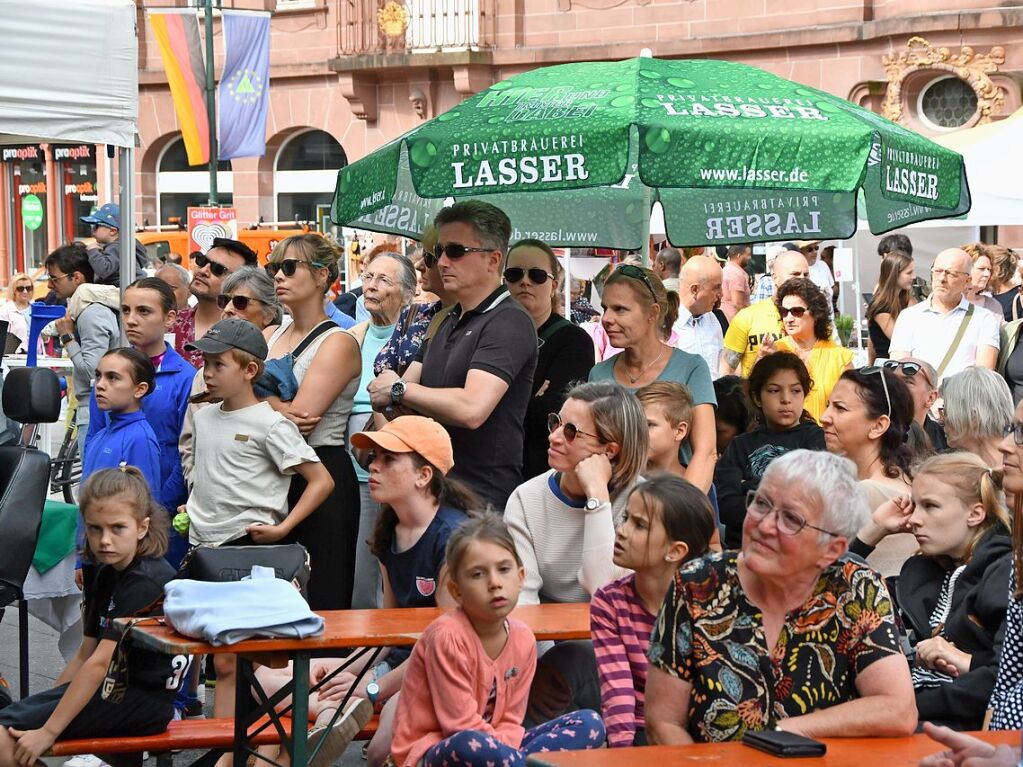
[526,730,1020,767]
[122,603,590,767]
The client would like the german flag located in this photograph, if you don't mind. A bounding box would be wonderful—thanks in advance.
[149,9,209,166]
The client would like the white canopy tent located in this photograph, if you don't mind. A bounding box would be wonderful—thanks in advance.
[0,0,139,283]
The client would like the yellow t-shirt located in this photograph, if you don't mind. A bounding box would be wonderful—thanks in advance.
[722,299,783,378]
[775,337,854,423]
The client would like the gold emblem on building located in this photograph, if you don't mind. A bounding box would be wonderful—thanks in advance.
[882,36,1005,125]
[377,1,410,39]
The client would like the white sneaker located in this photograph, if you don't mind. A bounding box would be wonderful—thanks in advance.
[63,756,111,767]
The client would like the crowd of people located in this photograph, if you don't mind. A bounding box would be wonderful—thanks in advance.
[2,198,1023,767]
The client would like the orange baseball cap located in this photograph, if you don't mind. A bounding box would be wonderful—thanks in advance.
[350,416,454,475]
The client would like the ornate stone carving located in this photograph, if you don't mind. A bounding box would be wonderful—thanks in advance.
[339,72,378,122]
[881,36,1005,125]
[377,1,410,38]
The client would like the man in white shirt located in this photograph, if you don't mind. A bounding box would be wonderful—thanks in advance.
[654,246,682,294]
[890,248,1000,381]
[672,255,723,379]
[798,239,836,300]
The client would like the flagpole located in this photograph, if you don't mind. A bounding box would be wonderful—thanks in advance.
[205,0,219,205]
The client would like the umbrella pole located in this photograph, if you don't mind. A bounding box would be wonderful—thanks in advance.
[640,187,652,265]
[853,239,864,359]
[563,249,572,318]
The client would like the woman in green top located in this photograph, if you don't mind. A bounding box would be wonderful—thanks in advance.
[588,264,717,492]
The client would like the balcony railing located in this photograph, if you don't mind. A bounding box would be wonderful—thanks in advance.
[338,0,494,57]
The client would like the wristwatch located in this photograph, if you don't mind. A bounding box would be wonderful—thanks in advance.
[59,333,74,345]
[365,681,381,706]
[585,497,602,512]
[390,379,407,405]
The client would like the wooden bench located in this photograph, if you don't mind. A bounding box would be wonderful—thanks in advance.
[47,715,379,764]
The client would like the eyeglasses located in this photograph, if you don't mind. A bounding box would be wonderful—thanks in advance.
[932,268,969,280]
[1004,421,1023,446]
[430,242,493,267]
[47,272,74,285]
[859,366,892,418]
[745,491,839,537]
[801,244,819,252]
[880,359,932,388]
[194,253,232,278]
[504,267,555,285]
[14,285,32,293]
[616,264,657,301]
[360,272,395,288]
[265,259,323,278]
[217,294,265,312]
[778,306,808,318]
[547,412,603,443]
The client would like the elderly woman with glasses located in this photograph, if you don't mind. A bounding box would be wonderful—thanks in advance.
[588,265,717,493]
[645,450,915,743]
[503,239,594,479]
[772,277,852,423]
[0,272,38,353]
[505,381,647,722]
[264,233,363,611]
[821,367,916,576]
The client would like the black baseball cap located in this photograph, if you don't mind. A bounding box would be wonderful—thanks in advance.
[185,318,268,359]
[210,237,258,266]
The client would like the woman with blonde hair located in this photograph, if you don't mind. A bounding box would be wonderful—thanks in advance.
[853,451,1010,731]
[0,272,37,353]
[264,233,362,609]
[987,244,1021,321]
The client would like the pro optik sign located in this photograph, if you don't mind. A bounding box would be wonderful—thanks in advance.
[1,145,41,163]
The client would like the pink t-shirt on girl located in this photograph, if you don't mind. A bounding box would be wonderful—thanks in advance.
[390,608,538,767]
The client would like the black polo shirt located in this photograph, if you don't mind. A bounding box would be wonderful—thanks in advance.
[416,285,538,509]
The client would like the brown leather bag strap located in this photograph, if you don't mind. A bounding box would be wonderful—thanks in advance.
[936,303,974,379]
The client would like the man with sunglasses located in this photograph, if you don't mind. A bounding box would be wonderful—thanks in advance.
[883,357,948,450]
[177,238,258,368]
[720,250,809,377]
[889,248,1000,382]
[80,203,151,287]
[367,201,538,509]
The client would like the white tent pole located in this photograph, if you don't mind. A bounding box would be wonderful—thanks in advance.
[853,238,864,357]
[563,248,572,317]
[118,145,135,343]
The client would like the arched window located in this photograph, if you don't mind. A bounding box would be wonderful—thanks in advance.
[157,137,233,224]
[275,129,346,229]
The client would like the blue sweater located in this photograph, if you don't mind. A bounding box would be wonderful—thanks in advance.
[87,343,195,511]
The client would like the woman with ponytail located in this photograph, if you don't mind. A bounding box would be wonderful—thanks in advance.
[853,451,1011,730]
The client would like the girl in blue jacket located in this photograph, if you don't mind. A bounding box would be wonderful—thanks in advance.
[82,348,161,488]
[86,277,196,567]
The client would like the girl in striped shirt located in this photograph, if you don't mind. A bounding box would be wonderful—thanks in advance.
[590,476,715,747]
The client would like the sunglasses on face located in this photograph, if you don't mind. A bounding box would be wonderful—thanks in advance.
[217,294,264,312]
[431,242,492,265]
[616,264,657,301]
[778,306,808,318]
[504,267,555,285]
[265,259,323,278]
[858,365,893,418]
[547,412,602,443]
[14,285,32,293]
[194,253,231,278]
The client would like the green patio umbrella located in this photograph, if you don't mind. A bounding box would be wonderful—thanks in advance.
[332,57,970,249]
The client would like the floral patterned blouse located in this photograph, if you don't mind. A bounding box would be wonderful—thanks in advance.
[374,300,442,376]
[648,551,901,742]
[172,305,202,369]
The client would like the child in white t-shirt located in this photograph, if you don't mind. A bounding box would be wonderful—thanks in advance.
[179,318,334,721]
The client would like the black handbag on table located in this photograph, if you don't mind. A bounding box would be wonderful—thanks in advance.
[178,543,312,598]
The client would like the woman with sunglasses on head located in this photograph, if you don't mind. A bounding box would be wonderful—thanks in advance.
[821,367,916,576]
[504,239,595,479]
[179,267,282,480]
[866,250,915,364]
[264,234,363,610]
[0,272,39,353]
[505,381,647,723]
[645,450,916,744]
[773,277,852,423]
[589,265,717,493]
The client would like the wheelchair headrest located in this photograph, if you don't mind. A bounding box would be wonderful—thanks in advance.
[3,367,60,423]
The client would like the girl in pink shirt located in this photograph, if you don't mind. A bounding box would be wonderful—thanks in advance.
[390,513,605,767]
[590,476,716,747]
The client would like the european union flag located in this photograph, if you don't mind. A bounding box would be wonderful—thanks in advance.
[218,12,270,160]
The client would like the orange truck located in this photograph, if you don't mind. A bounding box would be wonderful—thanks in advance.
[136,225,320,267]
